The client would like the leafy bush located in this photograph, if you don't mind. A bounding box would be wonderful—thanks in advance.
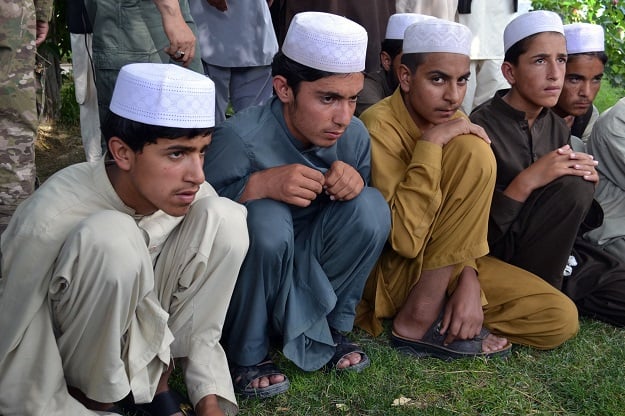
[531,0,625,88]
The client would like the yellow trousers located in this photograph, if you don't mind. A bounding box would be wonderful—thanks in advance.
[356,129,578,349]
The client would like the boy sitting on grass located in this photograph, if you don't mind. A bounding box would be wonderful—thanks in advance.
[356,18,579,359]
[471,11,625,327]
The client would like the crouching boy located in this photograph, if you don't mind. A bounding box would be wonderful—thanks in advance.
[0,63,248,416]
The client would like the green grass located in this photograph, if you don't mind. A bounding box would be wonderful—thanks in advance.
[53,77,625,416]
[202,84,625,416]
[593,81,625,113]
[222,318,625,415]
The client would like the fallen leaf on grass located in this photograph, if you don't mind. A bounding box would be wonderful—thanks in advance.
[392,396,414,406]
[335,403,349,411]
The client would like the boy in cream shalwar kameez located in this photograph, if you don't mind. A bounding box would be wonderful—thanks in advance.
[0,63,248,416]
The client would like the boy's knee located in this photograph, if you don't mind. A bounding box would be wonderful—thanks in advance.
[444,135,496,186]
[447,134,496,168]
[191,196,250,255]
[246,199,294,254]
[75,211,146,262]
[342,187,391,239]
[549,175,595,208]
[539,294,580,349]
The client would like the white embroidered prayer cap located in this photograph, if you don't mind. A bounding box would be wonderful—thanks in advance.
[503,10,564,53]
[565,23,605,54]
[110,63,216,128]
[403,19,472,56]
[385,13,435,40]
[282,11,367,73]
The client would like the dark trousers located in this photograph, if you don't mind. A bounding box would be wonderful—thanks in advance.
[565,238,625,327]
[491,175,625,326]
[490,175,595,288]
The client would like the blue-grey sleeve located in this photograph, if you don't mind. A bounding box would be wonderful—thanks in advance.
[203,124,252,201]
[351,118,372,184]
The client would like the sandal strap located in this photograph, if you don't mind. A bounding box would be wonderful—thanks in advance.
[325,329,370,372]
[230,359,290,398]
[423,319,491,354]
[231,360,285,390]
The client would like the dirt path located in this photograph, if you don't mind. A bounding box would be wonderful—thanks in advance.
[35,121,86,183]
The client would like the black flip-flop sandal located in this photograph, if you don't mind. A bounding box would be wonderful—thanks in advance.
[390,318,512,361]
[231,358,290,399]
[324,329,371,373]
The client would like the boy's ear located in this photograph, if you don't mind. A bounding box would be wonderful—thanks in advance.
[398,64,412,93]
[380,51,392,72]
[273,75,293,104]
[501,61,516,85]
[108,136,134,171]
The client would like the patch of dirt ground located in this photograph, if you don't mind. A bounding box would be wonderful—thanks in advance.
[35,120,86,183]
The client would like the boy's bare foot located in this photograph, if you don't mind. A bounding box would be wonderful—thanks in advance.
[481,332,510,353]
[231,358,290,398]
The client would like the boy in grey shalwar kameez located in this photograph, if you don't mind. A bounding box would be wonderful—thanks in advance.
[204,12,391,399]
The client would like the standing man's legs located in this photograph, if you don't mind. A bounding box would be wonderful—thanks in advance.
[462,59,508,113]
[86,0,202,130]
[473,58,507,108]
[201,63,231,126]
[202,64,274,126]
[70,32,102,162]
[0,1,38,233]
[229,66,274,114]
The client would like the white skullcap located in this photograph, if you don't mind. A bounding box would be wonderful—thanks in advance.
[110,63,215,128]
[565,23,605,54]
[385,13,435,40]
[282,11,367,73]
[403,19,472,56]
[504,10,564,53]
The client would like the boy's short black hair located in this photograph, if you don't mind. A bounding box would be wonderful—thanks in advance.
[400,53,428,71]
[101,112,214,153]
[380,39,403,61]
[271,51,337,95]
[567,51,608,66]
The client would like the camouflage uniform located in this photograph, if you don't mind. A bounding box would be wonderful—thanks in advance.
[0,0,54,232]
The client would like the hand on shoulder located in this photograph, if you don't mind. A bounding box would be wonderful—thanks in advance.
[421,117,491,147]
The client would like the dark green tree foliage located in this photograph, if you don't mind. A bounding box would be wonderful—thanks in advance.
[532,0,625,88]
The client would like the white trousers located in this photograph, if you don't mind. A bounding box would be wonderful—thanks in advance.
[50,197,248,414]
[462,59,509,113]
[70,33,102,162]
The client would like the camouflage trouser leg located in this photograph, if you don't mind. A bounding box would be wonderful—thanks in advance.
[0,0,38,231]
